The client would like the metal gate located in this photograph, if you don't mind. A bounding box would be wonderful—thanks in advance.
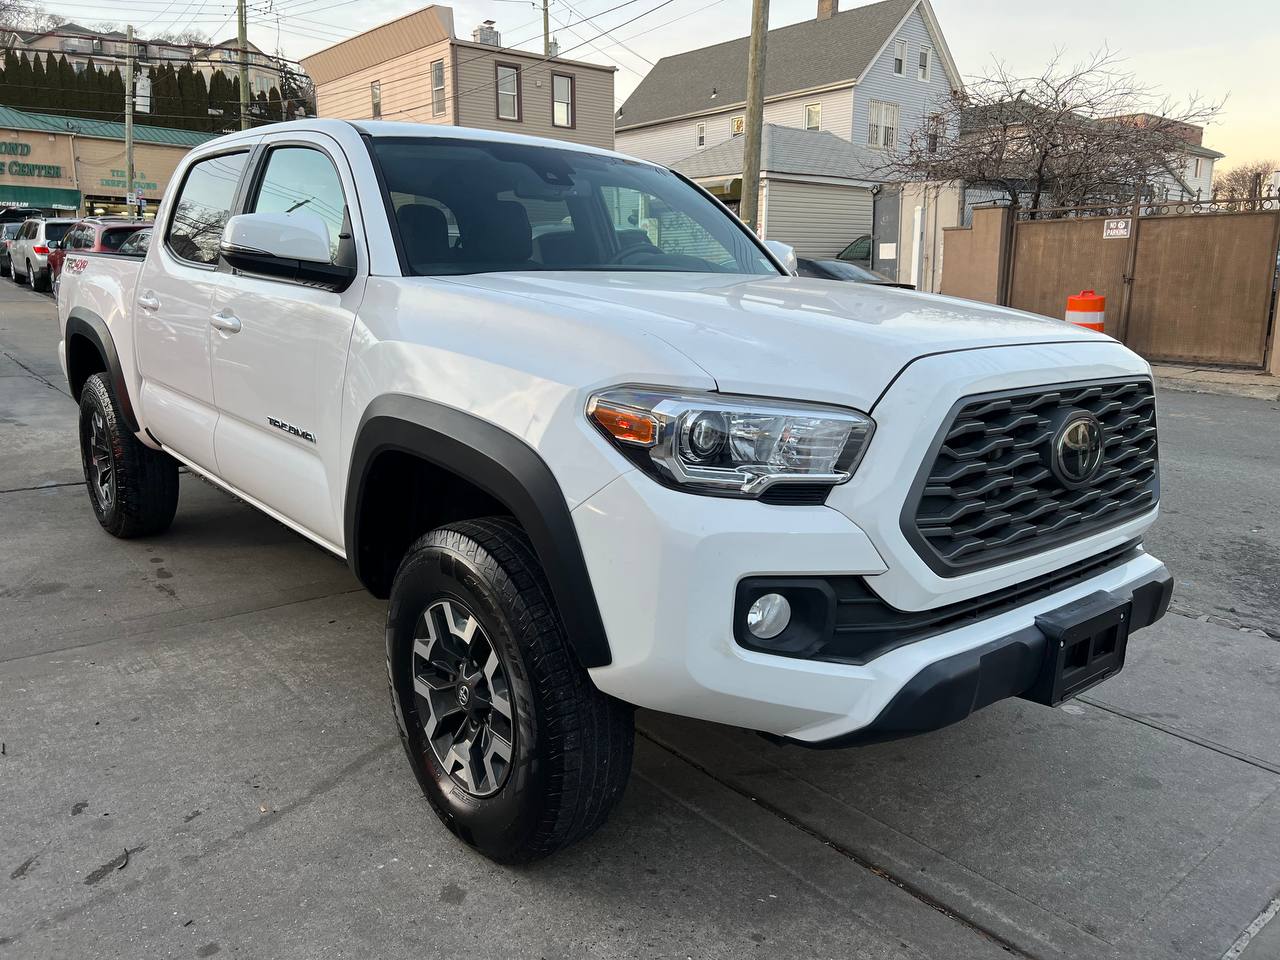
[1007,198,1280,368]
[871,185,900,278]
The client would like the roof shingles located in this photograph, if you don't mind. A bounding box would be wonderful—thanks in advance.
[616,0,916,130]
[673,123,879,181]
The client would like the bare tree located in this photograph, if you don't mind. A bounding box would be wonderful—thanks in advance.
[876,48,1223,214]
[0,1,64,31]
[151,28,212,45]
[1213,159,1276,199]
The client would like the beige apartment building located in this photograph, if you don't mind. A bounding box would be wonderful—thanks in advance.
[301,5,616,149]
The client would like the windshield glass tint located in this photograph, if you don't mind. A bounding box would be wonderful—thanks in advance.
[371,137,777,277]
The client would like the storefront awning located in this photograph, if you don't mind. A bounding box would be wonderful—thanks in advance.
[0,185,81,211]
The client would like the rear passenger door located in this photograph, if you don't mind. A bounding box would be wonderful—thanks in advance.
[209,135,365,549]
[135,148,254,471]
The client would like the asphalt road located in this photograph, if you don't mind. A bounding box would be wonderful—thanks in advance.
[3,277,1279,960]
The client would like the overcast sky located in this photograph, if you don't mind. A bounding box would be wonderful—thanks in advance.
[114,0,1276,167]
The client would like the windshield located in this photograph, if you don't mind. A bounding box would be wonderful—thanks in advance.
[1,223,19,239]
[371,137,778,278]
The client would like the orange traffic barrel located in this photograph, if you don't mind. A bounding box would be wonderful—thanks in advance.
[1066,290,1106,332]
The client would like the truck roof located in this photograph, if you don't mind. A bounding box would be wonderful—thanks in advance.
[190,118,654,168]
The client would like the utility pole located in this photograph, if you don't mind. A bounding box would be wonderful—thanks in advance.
[738,0,769,233]
[237,0,250,130]
[542,0,551,56]
[124,24,135,217]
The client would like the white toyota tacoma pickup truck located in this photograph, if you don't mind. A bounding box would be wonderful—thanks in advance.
[58,120,1171,863]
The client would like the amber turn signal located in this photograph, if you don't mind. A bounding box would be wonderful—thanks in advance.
[590,400,659,447]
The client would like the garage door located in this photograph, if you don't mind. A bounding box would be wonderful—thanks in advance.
[763,180,873,260]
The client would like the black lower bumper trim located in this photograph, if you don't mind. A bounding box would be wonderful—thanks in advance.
[790,564,1173,749]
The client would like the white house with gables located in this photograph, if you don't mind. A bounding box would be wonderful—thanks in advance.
[614,0,961,263]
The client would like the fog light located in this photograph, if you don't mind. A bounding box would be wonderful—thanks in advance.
[747,593,791,640]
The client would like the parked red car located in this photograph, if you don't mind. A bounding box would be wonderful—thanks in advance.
[49,218,147,300]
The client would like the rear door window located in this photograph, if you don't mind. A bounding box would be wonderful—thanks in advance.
[166,152,249,265]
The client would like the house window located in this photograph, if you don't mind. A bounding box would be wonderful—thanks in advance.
[893,39,906,76]
[868,99,899,149]
[695,122,706,148]
[805,102,821,131]
[496,63,520,120]
[927,131,939,153]
[918,47,932,82]
[731,115,745,136]
[370,81,382,119]
[552,73,574,127]
[430,59,445,116]
[1193,157,1203,178]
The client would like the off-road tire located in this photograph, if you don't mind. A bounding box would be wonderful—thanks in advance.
[387,517,634,863]
[77,372,179,537]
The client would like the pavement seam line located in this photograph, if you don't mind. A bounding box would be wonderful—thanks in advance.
[1223,892,1280,960]
[0,480,83,495]
[637,728,1038,960]
[633,766,942,960]
[1,349,70,398]
[0,586,369,666]
[1077,696,1280,776]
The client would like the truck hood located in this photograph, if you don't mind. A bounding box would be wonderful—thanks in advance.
[441,272,1113,410]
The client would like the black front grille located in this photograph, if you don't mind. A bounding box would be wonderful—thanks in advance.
[904,378,1159,575]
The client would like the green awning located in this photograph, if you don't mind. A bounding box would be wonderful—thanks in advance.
[0,185,81,210]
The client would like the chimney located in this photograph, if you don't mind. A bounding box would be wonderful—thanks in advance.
[817,0,837,20]
[472,19,501,46]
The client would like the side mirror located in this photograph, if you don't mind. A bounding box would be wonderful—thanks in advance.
[763,239,797,275]
[220,211,354,291]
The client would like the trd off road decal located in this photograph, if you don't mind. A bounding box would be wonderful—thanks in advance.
[267,417,316,443]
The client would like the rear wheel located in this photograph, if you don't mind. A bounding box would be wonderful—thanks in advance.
[77,372,179,537]
[387,518,634,863]
[27,260,36,290]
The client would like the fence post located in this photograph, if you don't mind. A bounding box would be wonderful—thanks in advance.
[997,203,1017,306]
[1117,188,1142,343]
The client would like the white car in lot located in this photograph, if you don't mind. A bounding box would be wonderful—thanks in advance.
[10,217,75,291]
[56,120,1171,863]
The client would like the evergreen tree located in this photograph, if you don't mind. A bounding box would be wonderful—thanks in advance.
[43,52,61,114]
[31,51,46,110]
[268,85,282,122]
[57,56,75,116]
[14,52,34,110]
[192,70,210,131]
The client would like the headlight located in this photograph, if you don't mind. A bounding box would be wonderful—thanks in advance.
[587,386,874,498]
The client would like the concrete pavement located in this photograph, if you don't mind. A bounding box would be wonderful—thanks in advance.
[3,278,1279,959]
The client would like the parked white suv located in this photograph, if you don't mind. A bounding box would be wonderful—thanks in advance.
[57,120,1171,863]
[10,217,74,291]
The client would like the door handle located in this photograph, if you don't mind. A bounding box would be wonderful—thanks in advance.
[210,311,242,334]
[137,293,160,312]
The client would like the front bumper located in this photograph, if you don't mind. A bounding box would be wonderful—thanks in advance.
[789,563,1171,748]
[573,468,1169,744]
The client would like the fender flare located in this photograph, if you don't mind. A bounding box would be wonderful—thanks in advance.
[345,394,612,668]
[64,308,139,433]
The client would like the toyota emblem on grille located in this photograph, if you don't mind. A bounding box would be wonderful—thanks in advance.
[1052,412,1105,486]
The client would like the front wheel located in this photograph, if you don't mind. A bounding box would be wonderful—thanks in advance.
[77,372,180,537]
[387,518,634,863]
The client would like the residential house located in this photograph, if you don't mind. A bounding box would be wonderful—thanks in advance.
[192,37,286,101]
[615,0,960,261]
[2,22,131,75]
[1105,113,1222,201]
[301,5,616,149]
